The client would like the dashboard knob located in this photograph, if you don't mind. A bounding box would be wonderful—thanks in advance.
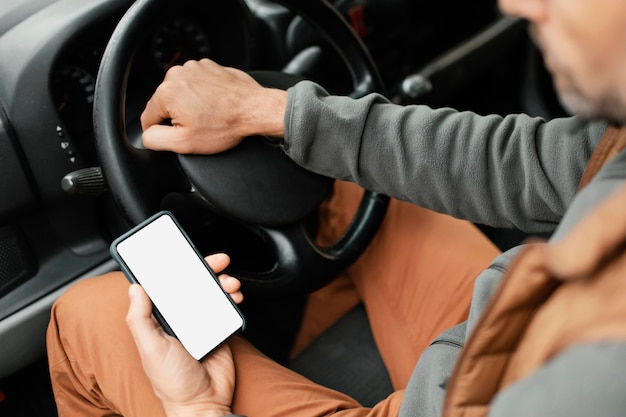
[61,167,105,196]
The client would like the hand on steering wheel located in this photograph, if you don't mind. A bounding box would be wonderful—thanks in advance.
[141,59,286,155]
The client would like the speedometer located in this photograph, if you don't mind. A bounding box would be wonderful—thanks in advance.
[50,64,99,163]
[152,17,211,71]
[52,65,96,136]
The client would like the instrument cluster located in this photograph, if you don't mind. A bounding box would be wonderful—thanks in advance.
[50,4,254,165]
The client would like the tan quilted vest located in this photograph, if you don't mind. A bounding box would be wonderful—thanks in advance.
[441,125,626,417]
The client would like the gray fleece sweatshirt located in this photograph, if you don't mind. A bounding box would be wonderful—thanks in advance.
[283,81,626,416]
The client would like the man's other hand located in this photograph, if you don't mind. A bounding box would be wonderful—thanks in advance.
[126,252,240,417]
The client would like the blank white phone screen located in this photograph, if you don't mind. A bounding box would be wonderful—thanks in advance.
[114,213,243,360]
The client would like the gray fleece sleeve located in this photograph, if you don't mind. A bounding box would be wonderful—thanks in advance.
[283,81,607,233]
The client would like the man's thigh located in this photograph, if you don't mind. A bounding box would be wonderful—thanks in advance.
[47,272,403,417]
[47,272,167,417]
[296,181,500,388]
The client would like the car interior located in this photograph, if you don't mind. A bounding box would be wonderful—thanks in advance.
[0,0,566,415]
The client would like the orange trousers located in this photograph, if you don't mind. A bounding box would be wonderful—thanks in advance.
[46,181,499,417]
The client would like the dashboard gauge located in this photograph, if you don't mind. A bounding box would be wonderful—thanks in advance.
[152,17,211,71]
[52,65,96,132]
[50,64,99,163]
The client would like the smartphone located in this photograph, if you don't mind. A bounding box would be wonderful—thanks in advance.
[110,211,245,360]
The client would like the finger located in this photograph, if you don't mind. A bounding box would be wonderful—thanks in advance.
[141,93,172,132]
[126,284,163,354]
[204,253,231,274]
[546,184,626,279]
[218,275,243,304]
[141,124,181,152]
[218,275,241,293]
[228,291,244,305]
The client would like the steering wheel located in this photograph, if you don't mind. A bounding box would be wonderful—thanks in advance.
[94,0,389,295]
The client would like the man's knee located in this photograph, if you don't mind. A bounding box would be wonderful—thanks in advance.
[48,271,130,349]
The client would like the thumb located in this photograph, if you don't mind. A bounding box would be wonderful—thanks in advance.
[142,124,182,152]
[127,284,152,319]
[126,284,162,354]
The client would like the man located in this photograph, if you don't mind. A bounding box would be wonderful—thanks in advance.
[46,0,626,416]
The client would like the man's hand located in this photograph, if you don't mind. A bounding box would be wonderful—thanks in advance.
[126,253,241,417]
[141,58,288,155]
